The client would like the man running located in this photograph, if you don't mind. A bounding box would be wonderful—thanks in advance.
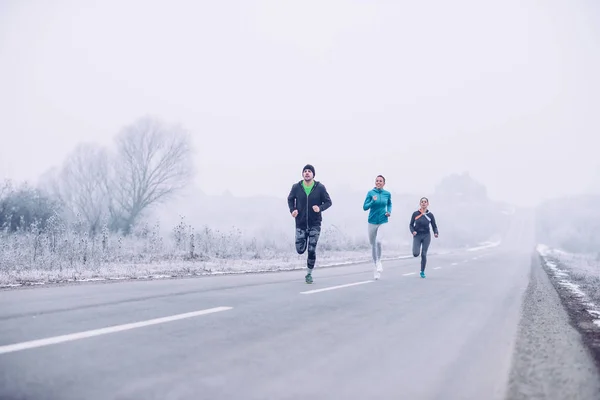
[287,164,333,284]
[409,197,439,278]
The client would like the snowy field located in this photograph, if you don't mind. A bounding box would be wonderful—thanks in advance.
[0,220,498,288]
[0,222,416,287]
[0,249,418,288]
[536,244,600,328]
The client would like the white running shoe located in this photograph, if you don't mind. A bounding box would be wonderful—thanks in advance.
[374,270,381,280]
[376,260,383,273]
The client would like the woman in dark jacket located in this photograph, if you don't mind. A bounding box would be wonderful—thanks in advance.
[409,197,439,278]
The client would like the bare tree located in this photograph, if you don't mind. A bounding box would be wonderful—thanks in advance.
[109,116,193,234]
[48,143,111,234]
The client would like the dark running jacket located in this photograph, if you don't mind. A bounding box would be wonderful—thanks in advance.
[287,180,332,229]
[409,209,439,235]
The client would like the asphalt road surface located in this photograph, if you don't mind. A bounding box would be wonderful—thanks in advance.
[1,216,599,399]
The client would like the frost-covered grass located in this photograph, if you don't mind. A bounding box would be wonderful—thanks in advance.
[537,244,600,328]
[0,249,416,288]
[0,217,419,287]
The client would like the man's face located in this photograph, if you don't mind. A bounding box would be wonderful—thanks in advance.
[303,169,314,181]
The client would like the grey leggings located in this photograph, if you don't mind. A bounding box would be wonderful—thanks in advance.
[368,223,383,263]
[412,232,431,271]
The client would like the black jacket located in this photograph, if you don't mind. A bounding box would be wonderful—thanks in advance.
[287,180,332,229]
[409,210,438,235]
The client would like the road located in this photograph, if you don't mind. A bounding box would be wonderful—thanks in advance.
[1,217,599,399]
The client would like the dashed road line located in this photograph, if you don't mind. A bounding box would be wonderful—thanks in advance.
[0,306,233,355]
[300,280,373,295]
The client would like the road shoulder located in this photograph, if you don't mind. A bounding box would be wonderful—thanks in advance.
[505,254,600,399]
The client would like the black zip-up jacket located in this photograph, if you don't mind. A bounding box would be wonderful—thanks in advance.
[409,209,438,235]
[287,180,332,229]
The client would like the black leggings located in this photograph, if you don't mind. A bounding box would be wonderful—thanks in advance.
[412,232,431,271]
[295,226,322,269]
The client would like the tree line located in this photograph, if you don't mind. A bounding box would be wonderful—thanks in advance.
[1,116,194,236]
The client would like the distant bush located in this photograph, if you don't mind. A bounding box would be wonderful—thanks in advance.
[0,180,62,233]
[432,201,510,247]
[428,172,512,247]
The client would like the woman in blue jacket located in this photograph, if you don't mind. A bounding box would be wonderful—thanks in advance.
[363,175,392,280]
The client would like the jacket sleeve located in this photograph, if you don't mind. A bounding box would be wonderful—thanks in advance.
[430,213,439,235]
[363,192,373,211]
[319,185,332,212]
[387,192,392,214]
[287,184,297,213]
[409,212,416,233]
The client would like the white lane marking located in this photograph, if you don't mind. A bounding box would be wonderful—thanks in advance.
[300,280,373,294]
[434,267,441,270]
[403,272,417,276]
[0,306,233,355]
[472,257,478,260]
[451,263,458,266]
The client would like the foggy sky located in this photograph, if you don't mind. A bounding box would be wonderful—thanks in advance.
[1,0,599,207]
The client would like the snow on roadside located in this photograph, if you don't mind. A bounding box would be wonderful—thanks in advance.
[466,240,501,252]
[536,244,551,257]
[537,243,600,328]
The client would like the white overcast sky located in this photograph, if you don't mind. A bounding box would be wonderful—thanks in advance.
[1,0,599,206]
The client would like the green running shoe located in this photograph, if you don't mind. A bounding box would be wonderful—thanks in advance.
[305,273,313,284]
